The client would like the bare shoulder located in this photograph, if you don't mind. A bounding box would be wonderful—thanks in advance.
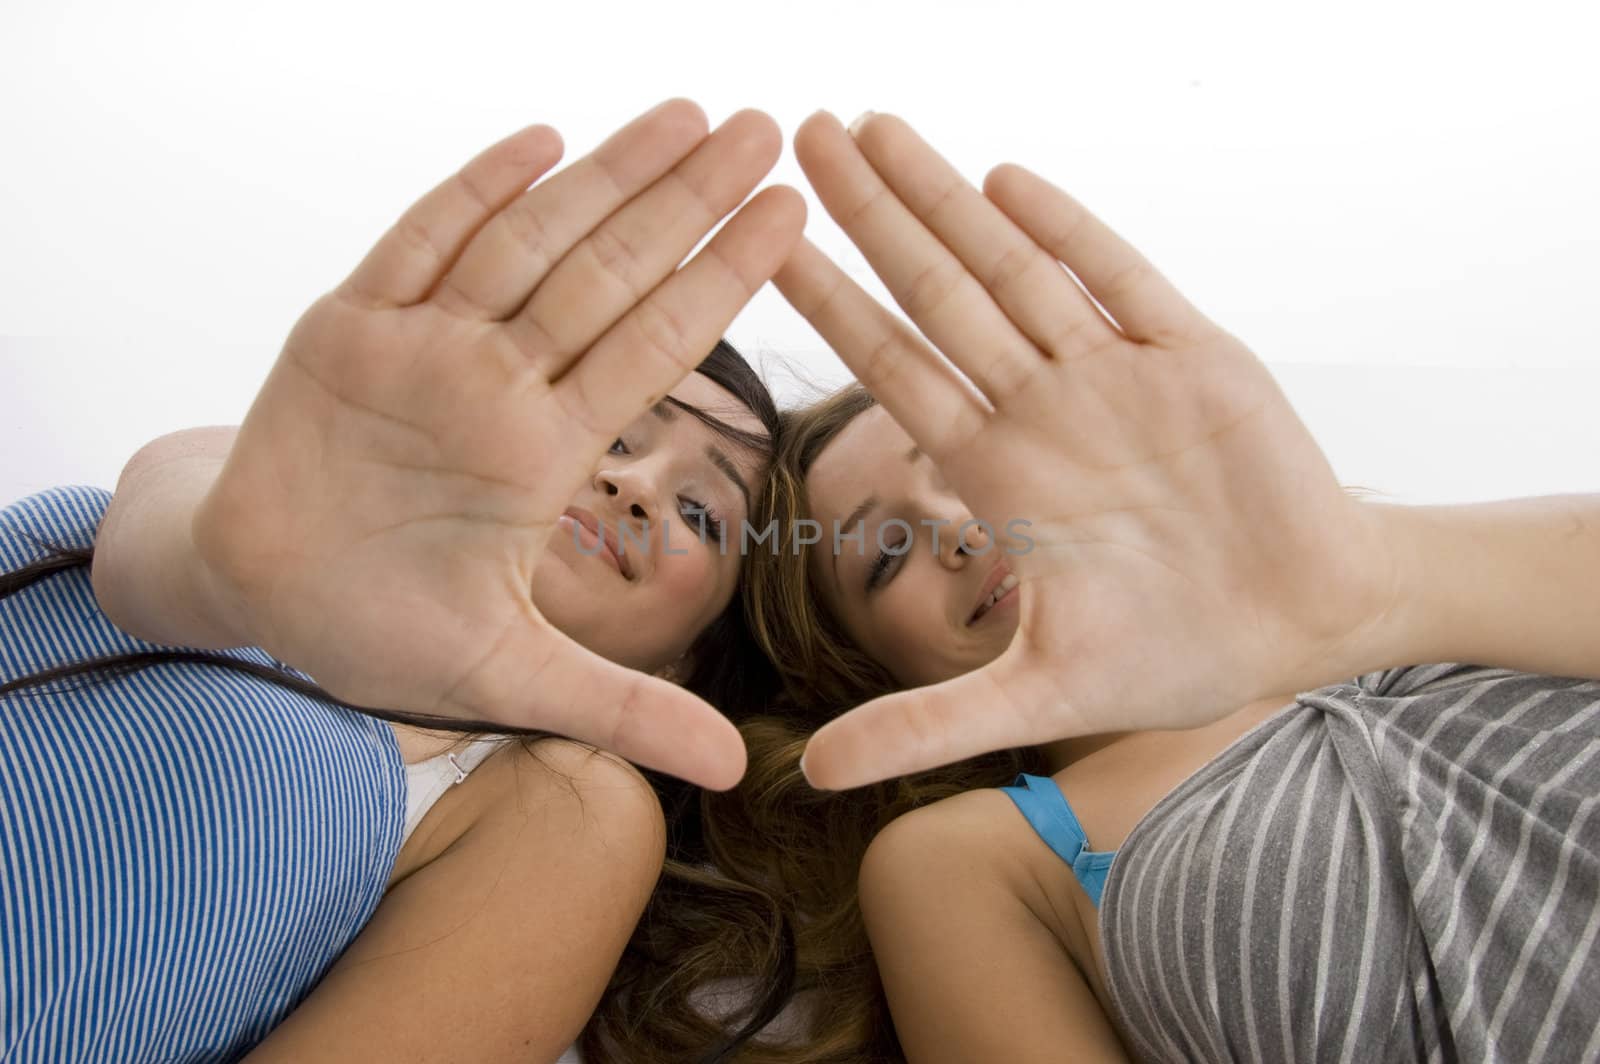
[470,737,666,857]
[393,736,665,886]
[860,789,1040,905]
[860,788,1094,960]
[863,788,1037,868]
[857,790,1129,1063]
[246,737,667,1063]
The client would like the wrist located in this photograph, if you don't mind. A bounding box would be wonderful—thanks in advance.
[1346,495,1600,683]
[92,429,257,649]
[187,476,267,649]
[1265,499,1426,695]
[1333,500,1430,680]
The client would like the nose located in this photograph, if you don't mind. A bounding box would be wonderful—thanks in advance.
[595,466,657,528]
[936,511,992,570]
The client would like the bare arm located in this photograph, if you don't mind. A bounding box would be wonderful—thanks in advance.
[93,432,670,1059]
[858,791,1130,1063]
[244,739,666,1064]
[90,426,256,648]
[1363,495,1600,683]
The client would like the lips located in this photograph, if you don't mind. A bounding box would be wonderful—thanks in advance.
[968,563,1020,625]
[559,507,632,580]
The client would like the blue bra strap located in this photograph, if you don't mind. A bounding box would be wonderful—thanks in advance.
[999,773,1116,907]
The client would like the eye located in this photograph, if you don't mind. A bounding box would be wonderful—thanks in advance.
[678,496,724,542]
[608,438,630,455]
[865,534,908,593]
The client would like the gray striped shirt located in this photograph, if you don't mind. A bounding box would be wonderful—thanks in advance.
[1100,663,1600,1063]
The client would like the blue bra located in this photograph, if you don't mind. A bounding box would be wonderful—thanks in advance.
[999,773,1117,907]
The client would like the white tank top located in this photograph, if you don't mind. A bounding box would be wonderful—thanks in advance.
[401,736,507,845]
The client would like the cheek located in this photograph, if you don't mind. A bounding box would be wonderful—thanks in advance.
[529,553,623,659]
[652,541,733,622]
[857,577,954,686]
[529,544,731,673]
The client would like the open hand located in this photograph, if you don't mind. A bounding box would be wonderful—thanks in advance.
[776,112,1398,789]
[193,100,804,789]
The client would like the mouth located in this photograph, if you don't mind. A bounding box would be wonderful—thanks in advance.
[559,507,633,580]
[967,564,1020,625]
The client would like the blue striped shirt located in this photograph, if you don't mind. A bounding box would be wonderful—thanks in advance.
[1,486,406,1063]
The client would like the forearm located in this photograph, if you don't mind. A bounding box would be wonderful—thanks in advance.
[1362,494,1600,682]
[91,427,255,649]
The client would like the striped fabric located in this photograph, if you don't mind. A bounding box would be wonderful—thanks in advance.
[1100,662,1600,1063]
[1,487,406,1063]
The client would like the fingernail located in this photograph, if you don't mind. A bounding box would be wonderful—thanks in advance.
[847,111,876,138]
[799,747,828,789]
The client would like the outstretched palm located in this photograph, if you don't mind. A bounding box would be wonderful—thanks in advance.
[776,113,1400,789]
[194,101,804,788]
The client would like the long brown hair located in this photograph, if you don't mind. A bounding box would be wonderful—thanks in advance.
[694,383,1047,1061]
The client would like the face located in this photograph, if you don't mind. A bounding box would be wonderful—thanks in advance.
[534,372,767,676]
[805,406,1020,688]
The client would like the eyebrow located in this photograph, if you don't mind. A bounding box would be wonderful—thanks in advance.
[831,493,878,590]
[707,447,751,514]
[652,400,750,510]
[830,443,923,590]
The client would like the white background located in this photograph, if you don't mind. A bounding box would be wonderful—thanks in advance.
[3,0,1597,506]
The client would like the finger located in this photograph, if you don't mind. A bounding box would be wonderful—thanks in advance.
[793,111,1039,408]
[552,184,806,443]
[984,164,1210,345]
[512,109,782,380]
[799,652,1079,790]
[772,238,989,465]
[434,98,711,322]
[339,124,565,309]
[457,618,747,789]
[853,113,1121,363]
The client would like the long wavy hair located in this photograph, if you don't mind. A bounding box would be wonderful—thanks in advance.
[692,383,1049,1062]
[0,340,800,1064]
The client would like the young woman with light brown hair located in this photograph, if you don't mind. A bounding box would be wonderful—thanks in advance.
[719,110,1600,1062]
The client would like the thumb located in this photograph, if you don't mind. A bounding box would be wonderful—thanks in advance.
[799,652,1080,790]
[459,618,747,790]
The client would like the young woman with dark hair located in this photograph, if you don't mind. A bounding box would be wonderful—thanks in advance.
[1,99,810,1063]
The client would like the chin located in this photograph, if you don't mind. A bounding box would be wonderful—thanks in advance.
[530,550,586,610]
